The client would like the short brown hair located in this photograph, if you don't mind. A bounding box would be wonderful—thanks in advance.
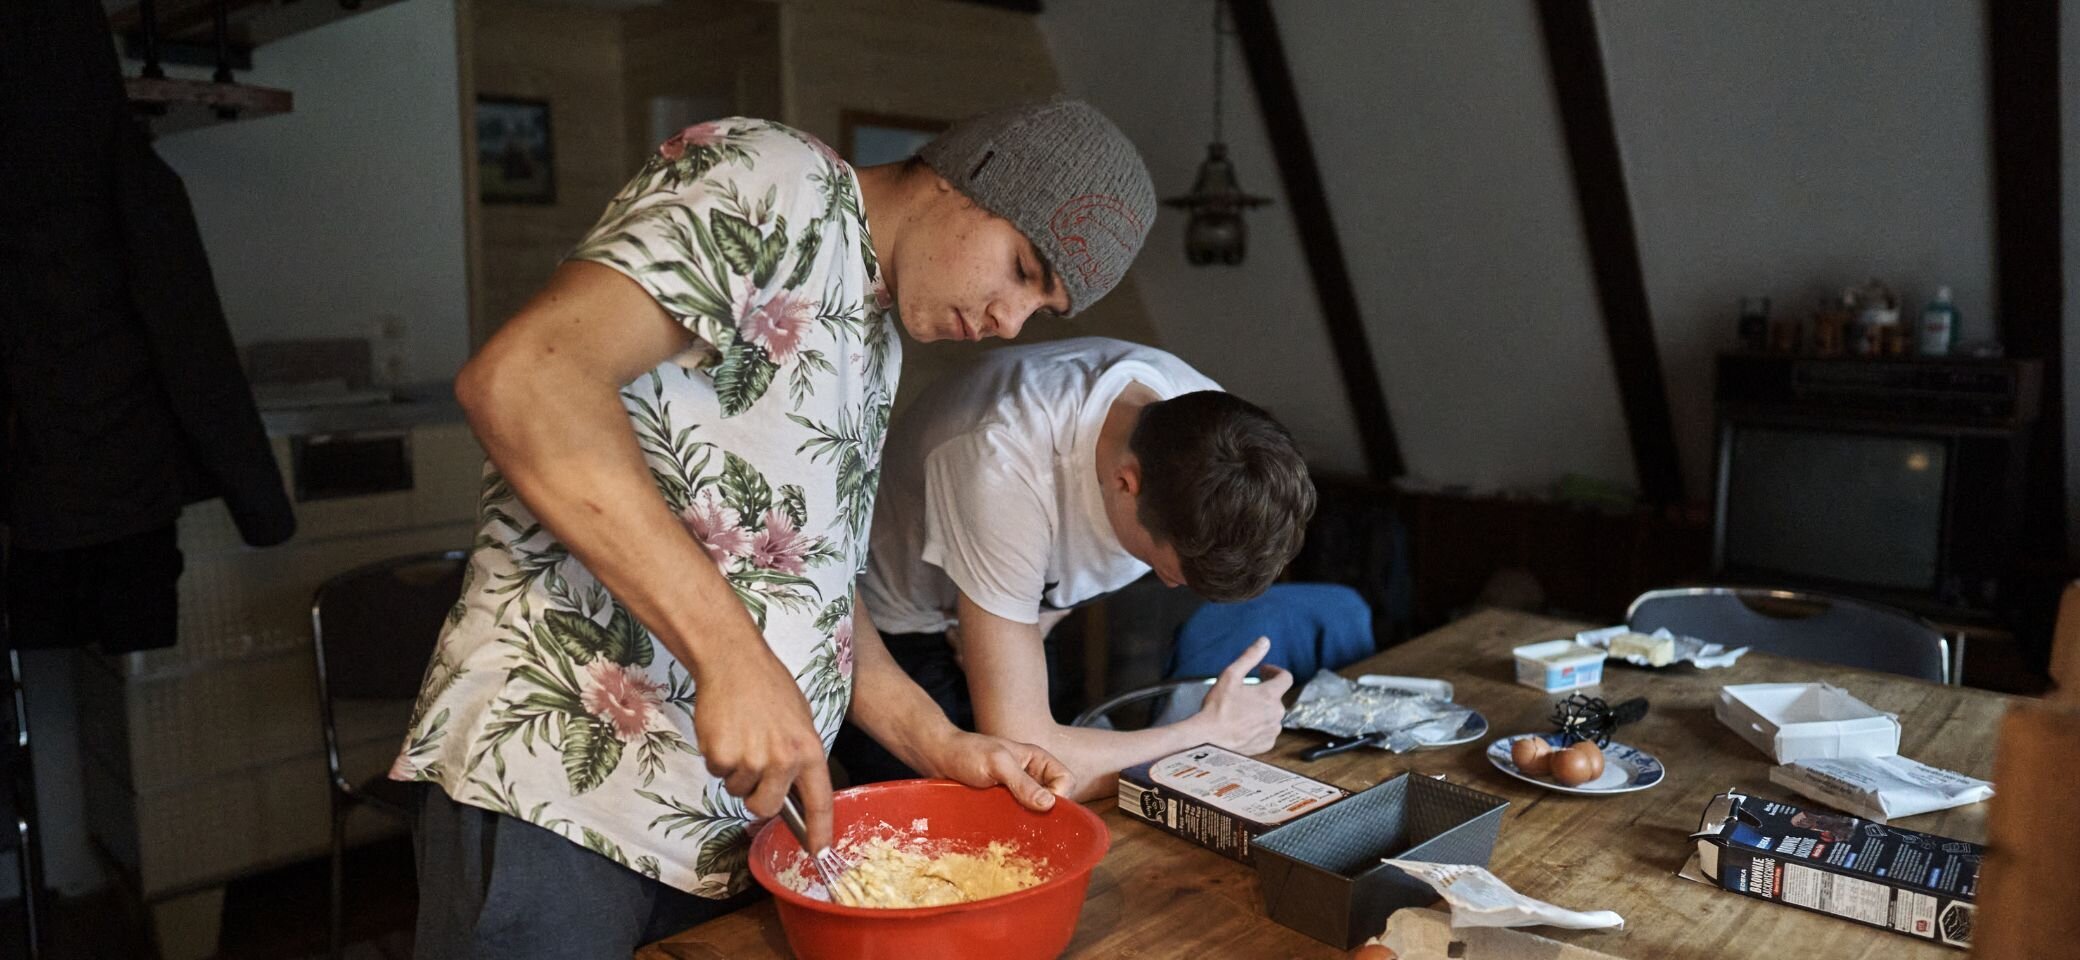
[1130,391,1316,602]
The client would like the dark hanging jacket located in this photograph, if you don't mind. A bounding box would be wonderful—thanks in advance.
[0,0,295,553]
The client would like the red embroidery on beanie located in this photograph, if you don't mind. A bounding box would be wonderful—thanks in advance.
[1048,194,1145,293]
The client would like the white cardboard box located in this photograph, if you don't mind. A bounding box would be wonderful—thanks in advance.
[1715,682,1901,763]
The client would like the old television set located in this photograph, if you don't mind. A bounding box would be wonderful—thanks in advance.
[1711,354,2040,617]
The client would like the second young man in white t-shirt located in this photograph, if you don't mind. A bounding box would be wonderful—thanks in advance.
[840,337,1317,799]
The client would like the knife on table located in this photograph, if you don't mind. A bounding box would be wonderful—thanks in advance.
[1300,715,1450,761]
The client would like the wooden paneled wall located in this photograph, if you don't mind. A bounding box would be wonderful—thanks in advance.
[469,0,629,338]
[621,0,781,175]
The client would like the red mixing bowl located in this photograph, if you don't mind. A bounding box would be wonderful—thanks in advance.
[748,779,1109,960]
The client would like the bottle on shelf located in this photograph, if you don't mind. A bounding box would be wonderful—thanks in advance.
[1919,286,1958,357]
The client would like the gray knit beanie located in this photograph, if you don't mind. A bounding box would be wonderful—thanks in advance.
[918,97,1155,316]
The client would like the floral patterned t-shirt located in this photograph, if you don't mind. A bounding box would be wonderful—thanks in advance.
[391,118,900,898]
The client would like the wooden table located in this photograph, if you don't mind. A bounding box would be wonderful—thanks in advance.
[641,609,2010,959]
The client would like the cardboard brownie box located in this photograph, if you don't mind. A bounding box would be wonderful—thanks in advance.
[1689,789,1980,950]
[1116,744,1348,864]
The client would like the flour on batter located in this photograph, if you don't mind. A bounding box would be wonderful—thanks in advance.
[778,824,1048,908]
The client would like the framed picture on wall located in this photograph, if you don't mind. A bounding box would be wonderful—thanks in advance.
[840,110,947,167]
[477,96,555,204]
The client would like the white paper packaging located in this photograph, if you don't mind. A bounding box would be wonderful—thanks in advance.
[1381,860,1623,931]
[1768,755,1993,823]
[1368,907,1630,960]
[1576,624,1749,669]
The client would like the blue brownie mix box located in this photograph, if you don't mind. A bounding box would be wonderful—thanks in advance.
[1691,789,1980,949]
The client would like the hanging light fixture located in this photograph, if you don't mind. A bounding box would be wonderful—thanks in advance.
[1162,0,1272,266]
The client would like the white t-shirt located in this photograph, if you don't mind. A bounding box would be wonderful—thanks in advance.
[860,338,1220,635]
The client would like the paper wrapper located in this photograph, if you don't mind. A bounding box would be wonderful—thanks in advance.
[1368,907,1630,960]
[1577,624,1749,669]
[1381,860,1624,931]
[1769,754,1994,823]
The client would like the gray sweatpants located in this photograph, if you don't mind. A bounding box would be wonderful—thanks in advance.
[411,785,762,959]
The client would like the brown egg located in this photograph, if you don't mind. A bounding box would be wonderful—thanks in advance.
[1350,945,1397,960]
[1567,739,1605,780]
[1511,737,1554,776]
[1550,745,1597,786]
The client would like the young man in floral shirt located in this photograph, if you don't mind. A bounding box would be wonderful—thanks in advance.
[393,98,1155,956]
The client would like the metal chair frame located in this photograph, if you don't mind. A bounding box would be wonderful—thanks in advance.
[310,549,467,960]
[4,647,46,960]
[1625,585,1961,685]
[1071,676,1260,729]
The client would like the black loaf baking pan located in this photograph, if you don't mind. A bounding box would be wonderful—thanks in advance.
[1251,772,1508,948]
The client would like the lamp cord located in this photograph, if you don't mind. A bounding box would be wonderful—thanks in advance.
[1212,0,1225,144]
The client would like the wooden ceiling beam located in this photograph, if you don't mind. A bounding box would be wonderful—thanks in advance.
[1230,0,1405,482]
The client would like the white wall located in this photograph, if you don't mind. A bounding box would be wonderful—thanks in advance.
[1599,0,1995,498]
[1280,0,1635,493]
[155,0,471,385]
[1037,0,1369,479]
[1044,1,2003,504]
[1042,0,1634,490]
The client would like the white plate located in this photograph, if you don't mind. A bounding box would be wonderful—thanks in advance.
[1485,733,1665,795]
[1417,709,1488,749]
